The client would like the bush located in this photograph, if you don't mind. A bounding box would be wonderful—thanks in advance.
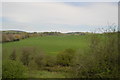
[20,47,35,66]
[9,49,17,60]
[57,49,76,66]
[14,34,21,40]
[2,34,12,42]
[34,52,46,68]
[45,55,56,67]
[2,60,26,78]
[72,32,119,78]
[7,34,15,42]
[2,34,7,42]
[90,33,118,77]
[33,51,56,69]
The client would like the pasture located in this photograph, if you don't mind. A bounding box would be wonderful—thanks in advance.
[2,33,119,78]
[2,35,91,78]
[3,35,90,59]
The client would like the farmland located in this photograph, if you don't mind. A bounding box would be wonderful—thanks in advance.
[3,35,90,58]
[2,35,91,78]
[2,32,120,78]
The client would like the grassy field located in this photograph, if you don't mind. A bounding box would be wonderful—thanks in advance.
[2,35,91,78]
[2,33,119,78]
[3,35,90,59]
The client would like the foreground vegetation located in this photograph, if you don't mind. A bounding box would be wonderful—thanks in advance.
[2,31,120,78]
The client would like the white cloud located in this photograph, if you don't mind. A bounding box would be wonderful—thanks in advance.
[2,0,120,2]
[2,2,118,32]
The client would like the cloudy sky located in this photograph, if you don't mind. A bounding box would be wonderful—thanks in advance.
[1,2,118,32]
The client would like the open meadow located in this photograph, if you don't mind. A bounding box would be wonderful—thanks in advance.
[2,33,119,78]
[3,35,90,58]
[2,35,91,78]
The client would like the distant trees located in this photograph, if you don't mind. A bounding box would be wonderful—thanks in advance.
[2,31,63,43]
[14,34,21,40]
[2,34,8,42]
[2,32,29,42]
[43,32,61,36]
[2,34,14,42]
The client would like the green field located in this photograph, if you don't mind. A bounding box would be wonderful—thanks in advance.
[2,35,91,78]
[2,33,119,78]
[3,35,90,59]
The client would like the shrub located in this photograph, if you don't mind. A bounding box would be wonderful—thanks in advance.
[2,34,10,42]
[45,55,56,67]
[34,52,46,68]
[90,33,118,77]
[57,49,76,66]
[13,34,21,41]
[72,49,99,78]
[20,47,34,66]
[2,60,26,78]
[9,49,17,60]
[7,34,14,42]
[72,32,119,78]
[2,34,7,42]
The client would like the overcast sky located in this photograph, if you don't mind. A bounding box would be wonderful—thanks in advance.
[1,2,118,32]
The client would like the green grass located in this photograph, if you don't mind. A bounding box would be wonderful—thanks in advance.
[3,35,90,59]
[2,33,119,78]
[24,70,67,78]
[2,35,91,78]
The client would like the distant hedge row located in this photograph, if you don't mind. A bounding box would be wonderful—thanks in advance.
[1,32,63,43]
[1,33,29,42]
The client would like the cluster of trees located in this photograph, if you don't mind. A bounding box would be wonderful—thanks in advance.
[42,32,62,36]
[2,33,29,42]
[28,32,62,37]
[1,31,63,43]
[66,32,86,35]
